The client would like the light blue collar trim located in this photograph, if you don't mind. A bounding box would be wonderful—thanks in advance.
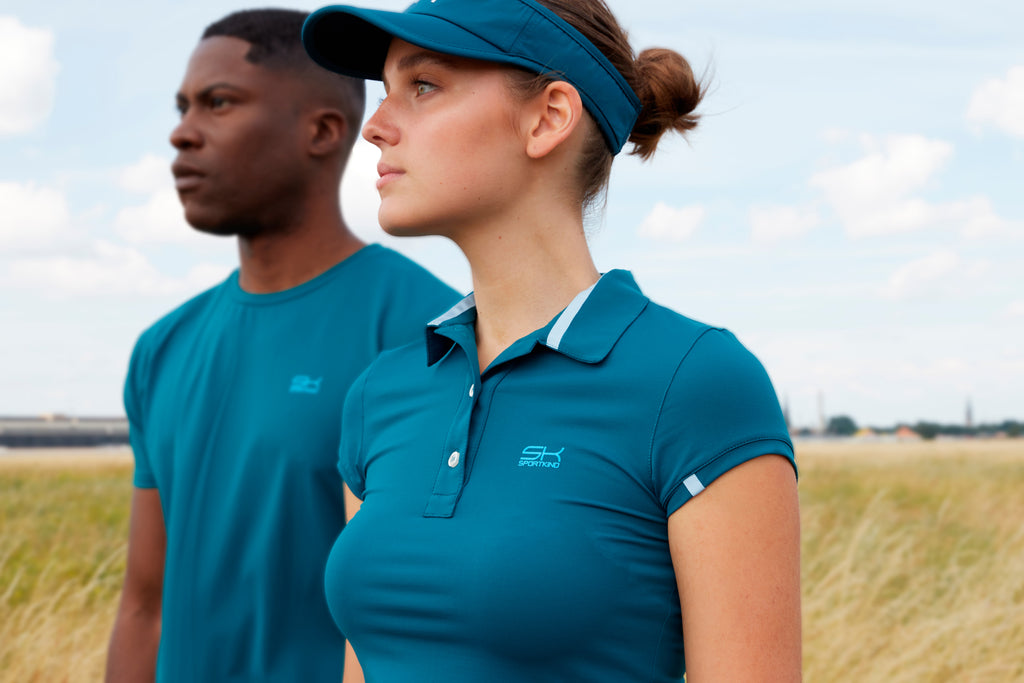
[429,293,476,327]
[545,282,598,351]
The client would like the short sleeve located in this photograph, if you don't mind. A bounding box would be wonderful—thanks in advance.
[652,329,795,515]
[338,365,370,499]
[124,336,157,489]
[376,253,460,351]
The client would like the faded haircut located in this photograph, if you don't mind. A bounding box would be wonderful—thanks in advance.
[203,8,366,149]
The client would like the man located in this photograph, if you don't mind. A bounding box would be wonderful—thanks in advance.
[105,9,458,682]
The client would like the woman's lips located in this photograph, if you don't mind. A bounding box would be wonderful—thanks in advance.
[376,163,404,191]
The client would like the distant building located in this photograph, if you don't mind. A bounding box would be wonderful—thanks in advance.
[817,391,826,435]
[894,425,921,441]
[854,427,878,440]
[0,415,129,448]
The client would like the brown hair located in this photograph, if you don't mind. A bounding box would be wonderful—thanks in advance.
[507,0,705,209]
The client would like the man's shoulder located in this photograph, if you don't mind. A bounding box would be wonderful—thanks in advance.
[134,274,234,351]
[353,244,453,285]
[348,245,461,312]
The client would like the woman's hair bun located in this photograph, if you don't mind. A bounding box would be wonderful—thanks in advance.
[629,48,705,160]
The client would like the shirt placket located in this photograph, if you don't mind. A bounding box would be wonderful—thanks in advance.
[423,327,480,518]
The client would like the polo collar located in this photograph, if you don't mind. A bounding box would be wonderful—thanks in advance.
[425,270,648,366]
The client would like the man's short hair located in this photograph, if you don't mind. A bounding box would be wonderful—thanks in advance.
[203,8,366,151]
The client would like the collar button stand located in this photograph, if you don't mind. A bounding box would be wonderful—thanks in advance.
[448,451,460,468]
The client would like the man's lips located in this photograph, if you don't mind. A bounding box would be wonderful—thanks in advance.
[171,162,205,191]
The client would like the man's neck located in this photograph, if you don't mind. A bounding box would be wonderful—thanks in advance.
[236,216,365,294]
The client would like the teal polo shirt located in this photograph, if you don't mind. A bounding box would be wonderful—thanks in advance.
[326,269,795,682]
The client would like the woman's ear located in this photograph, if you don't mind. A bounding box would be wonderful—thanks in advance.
[523,81,584,159]
[307,108,347,158]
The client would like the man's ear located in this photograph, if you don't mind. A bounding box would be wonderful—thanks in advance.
[307,108,347,158]
[523,81,584,159]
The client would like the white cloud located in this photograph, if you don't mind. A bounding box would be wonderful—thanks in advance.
[820,128,852,145]
[891,356,974,392]
[749,204,820,243]
[185,262,235,290]
[119,154,172,194]
[114,154,230,248]
[115,187,196,244]
[967,65,1024,139]
[1005,300,1024,318]
[0,16,59,136]
[810,134,1019,240]
[3,240,230,297]
[880,249,960,299]
[947,196,1022,239]
[637,202,705,242]
[810,134,952,238]
[0,181,70,249]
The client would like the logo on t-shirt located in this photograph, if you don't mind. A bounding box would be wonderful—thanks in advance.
[289,375,323,394]
[519,446,563,469]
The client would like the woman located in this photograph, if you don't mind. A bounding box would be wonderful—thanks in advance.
[303,1,801,680]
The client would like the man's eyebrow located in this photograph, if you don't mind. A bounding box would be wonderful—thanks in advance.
[382,51,461,90]
[176,82,246,105]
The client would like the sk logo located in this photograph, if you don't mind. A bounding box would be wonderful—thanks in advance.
[519,446,563,469]
[289,375,323,395]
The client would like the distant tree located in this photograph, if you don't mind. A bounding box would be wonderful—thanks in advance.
[914,421,941,440]
[826,415,857,436]
[1002,421,1022,438]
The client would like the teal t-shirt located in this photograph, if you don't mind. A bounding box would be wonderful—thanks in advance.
[328,269,795,682]
[125,245,459,682]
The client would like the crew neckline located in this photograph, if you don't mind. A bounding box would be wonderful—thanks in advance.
[226,243,382,306]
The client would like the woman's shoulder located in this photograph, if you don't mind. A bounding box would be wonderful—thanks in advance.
[628,298,757,369]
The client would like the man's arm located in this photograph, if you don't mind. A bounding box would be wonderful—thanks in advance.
[106,488,166,682]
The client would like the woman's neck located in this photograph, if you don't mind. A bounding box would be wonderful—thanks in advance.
[456,206,599,371]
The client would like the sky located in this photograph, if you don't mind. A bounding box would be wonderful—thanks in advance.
[1,0,1021,429]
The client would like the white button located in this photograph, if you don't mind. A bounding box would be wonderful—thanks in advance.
[448,451,460,467]
[469,384,475,397]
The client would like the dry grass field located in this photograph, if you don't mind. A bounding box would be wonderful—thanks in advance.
[1,440,1022,681]
[0,448,132,682]
[799,439,1024,681]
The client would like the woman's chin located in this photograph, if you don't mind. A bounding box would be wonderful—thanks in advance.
[379,211,431,238]
[380,222,427,238]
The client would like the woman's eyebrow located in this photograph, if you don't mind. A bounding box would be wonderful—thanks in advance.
[382,50,461,89]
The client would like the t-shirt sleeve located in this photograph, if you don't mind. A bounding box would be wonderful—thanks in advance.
[379,261,460,351]
[652,328,795,516]
[124,336,157,489]
[338,365,370,500]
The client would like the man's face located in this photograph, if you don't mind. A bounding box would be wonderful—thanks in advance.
[170,36,310,236]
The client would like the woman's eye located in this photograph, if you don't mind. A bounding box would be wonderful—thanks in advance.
[415,81,437,96]
[210,97,229,109]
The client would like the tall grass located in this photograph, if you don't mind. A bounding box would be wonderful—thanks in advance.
[800,440,1024,681]
[0,451,131,682]
[1,441,1022,681]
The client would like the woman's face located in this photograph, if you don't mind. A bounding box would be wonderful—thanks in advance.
[363,39,530,238]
